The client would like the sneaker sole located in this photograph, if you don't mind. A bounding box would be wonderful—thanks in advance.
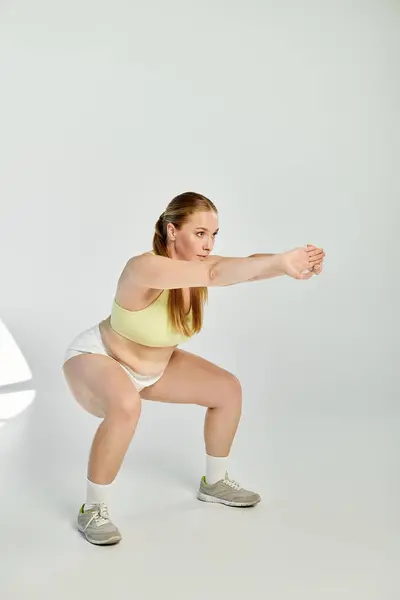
[196,491,260,507]
[77,525,122,545]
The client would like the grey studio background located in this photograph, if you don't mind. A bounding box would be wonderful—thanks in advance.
[0,1,398,599]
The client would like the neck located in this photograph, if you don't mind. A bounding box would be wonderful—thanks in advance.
[167,243,181,260]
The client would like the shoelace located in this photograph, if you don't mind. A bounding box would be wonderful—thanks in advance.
[222,478,241,490]
[86,503,110,528]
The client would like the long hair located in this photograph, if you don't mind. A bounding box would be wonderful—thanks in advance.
[152,191,218,337]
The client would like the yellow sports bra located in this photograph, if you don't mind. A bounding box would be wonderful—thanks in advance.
[110,289,194,348]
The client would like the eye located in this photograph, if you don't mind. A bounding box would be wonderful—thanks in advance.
[196,231,204,237]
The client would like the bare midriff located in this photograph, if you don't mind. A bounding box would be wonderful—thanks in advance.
[98,316,177,376]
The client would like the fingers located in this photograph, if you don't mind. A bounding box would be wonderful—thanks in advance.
[292,266,320,280]
[308,261,324,276]
[309,255,324,265]
[299,261,324,279]
[313,264,323,274]
[306,248,325,258]
[289,246,326,280]
[300,270,314,280]
[307,247,325,266]
[306,245,324,254]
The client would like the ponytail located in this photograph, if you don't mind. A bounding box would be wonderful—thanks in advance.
[150,192,217,337]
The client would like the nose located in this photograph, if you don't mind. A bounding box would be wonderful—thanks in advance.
[203,237,212,251]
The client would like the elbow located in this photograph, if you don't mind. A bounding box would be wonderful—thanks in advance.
[208,262,219,286]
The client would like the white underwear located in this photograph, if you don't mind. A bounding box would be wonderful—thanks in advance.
[64,324,164,392]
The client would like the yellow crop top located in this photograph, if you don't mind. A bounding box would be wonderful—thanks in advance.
[110,289,194,348]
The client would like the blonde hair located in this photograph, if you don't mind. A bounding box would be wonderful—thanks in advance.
[152,191,218,337]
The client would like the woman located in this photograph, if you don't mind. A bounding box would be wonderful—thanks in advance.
[63,191,325,545]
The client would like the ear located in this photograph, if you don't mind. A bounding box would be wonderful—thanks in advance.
[166,223,176,241]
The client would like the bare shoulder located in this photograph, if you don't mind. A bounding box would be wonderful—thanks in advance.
[119,251,155,286]
[116,252,158,308]
[126,250,154,263]
[123,250,157,272]
[122,250,211,291]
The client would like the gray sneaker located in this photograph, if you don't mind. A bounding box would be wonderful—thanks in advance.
[77,503,122,545]
[197,472,261,507]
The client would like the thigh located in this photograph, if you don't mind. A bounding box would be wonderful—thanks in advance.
[140,349,241,408]
[63,354,141,419]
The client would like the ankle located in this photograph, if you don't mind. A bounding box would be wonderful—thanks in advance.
[205,453,229,484]
[85,477,114,509]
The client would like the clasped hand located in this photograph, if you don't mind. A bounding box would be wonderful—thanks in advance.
[281,245,325,280]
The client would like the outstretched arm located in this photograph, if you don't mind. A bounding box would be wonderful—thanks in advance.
[127,245,325,290]
[247,253,284,281]
[207,253,282,284]
[248,245,324,281]
[207,245,325,284]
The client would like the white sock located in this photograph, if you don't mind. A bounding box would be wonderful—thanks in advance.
[206,454,229,484]
[85,477,113,510]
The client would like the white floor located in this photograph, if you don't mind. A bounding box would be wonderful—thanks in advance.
[1,389,398,600]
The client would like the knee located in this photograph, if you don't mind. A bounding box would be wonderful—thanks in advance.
[107,393,142,424]
[222,373,242,410]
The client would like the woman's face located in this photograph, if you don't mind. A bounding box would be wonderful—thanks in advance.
[168,210,219,261]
